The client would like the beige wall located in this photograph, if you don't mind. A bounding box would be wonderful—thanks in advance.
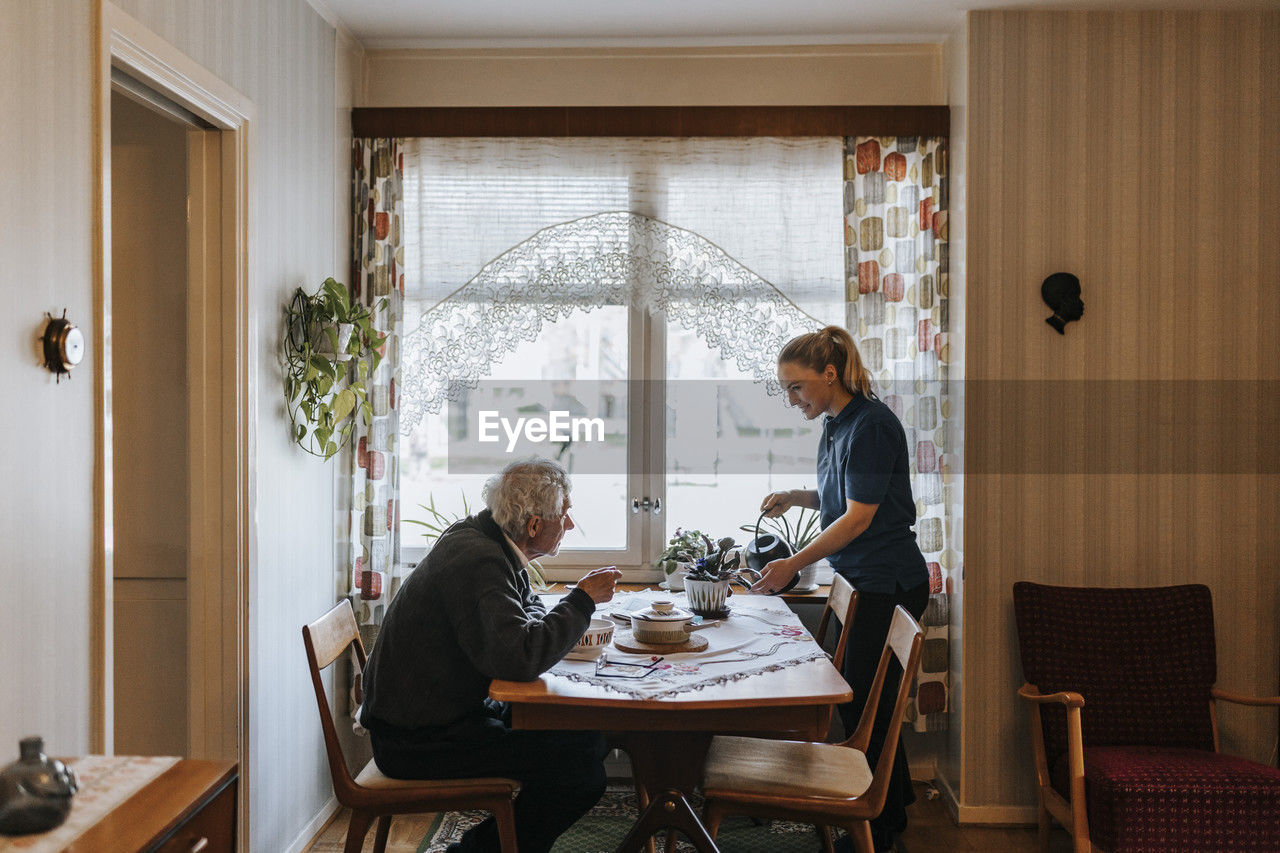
[961,9,1280,812]
[364,44,943,106]
[0,0,96,768]
[0,2,349,850]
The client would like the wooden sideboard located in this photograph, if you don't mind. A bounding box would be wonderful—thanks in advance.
[65,760,237,853]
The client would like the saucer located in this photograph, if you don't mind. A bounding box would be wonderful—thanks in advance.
[563,645,606,661]
[788,583,819,594]
[691,605,731,620]
[658,579,685,592]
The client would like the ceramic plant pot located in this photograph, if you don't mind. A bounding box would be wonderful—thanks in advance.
[684,577,731,615]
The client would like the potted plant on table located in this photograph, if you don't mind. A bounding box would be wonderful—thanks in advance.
[683,537,739,615]
[283,277,387,460]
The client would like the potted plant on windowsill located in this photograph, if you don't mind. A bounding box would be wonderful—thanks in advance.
[406,493,550,590]
[283,277,387,460]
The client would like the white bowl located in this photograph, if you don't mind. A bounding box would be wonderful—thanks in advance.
[565,618,614,659]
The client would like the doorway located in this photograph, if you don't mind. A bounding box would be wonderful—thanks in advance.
[94,6,253,843]
[109,86,204,755]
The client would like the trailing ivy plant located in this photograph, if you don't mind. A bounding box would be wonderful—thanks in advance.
[283,278,387,460]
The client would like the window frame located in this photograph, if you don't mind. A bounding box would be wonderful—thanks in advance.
[389,107,951,580]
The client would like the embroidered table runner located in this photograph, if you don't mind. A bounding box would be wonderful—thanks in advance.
[548,589,827,700]
[0,755,180,851]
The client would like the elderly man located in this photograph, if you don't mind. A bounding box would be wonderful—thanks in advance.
[360,458,621,853]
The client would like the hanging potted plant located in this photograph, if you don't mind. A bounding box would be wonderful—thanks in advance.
[283,277,387,460]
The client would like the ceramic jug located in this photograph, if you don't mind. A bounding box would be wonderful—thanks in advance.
[0,737,79,835]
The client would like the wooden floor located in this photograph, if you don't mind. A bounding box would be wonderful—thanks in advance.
[306,781,1075,852]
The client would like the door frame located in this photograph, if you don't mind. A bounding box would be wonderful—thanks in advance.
[92,1,254,844]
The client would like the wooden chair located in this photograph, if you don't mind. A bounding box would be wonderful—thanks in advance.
[615,579,859,853]
[303,600,520,853]
[1013,582,1280,853]
[700,605,924,853]
[815,574,859,675]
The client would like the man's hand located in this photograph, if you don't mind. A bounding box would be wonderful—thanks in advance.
[760,490,794,518]
[575,566,622,604]
[749,557,797,595]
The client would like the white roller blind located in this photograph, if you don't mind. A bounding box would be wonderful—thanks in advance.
[403,136,844,320]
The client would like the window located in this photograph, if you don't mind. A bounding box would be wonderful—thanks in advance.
[399,138,844,578]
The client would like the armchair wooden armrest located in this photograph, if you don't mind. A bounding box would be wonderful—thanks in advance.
[1018,684,1091,853]
[1211,687,1280,707]
[1018,684,1085,708]
[1208,688,1280,753]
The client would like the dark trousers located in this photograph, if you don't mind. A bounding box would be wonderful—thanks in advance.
[835,580,930,849]
[370,710,607,853]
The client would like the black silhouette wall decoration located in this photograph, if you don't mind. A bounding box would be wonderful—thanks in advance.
[1042,272,1083,335]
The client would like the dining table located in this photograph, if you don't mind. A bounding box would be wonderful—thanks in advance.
[489,587,852,853]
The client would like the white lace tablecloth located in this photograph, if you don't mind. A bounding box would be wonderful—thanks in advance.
[548,589,827,700]
[0,755,179,851]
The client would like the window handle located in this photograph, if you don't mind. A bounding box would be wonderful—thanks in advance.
[632,497,661,514]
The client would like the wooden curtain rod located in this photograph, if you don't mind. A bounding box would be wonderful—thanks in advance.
[352,106,950,138]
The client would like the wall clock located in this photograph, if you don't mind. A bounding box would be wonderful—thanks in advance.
[41,309,84,382]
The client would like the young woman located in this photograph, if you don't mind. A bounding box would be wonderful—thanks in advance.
[752,325,928,853]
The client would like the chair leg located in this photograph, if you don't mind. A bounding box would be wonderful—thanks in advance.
[343,810,375,853]
[371,814,392,853]
[817,824,836,853]
[493,800,519,853]
[848,820,875,853]
[1037,802,1052,853]
[636,784,656,853]
[702,799,724,840]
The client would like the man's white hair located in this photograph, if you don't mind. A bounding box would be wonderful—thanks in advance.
[482,457,571,541]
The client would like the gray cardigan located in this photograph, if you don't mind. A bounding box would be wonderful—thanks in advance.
[359,508,595,732]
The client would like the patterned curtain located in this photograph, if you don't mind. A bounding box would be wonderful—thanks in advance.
[346,138,405,645]
[842,136,955,732]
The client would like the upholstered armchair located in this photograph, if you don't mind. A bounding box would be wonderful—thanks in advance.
[1013,582,1280,853]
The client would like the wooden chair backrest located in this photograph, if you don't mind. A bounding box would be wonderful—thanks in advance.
[843,605,923,813]
[814,575,859,671]
[302,599,365,803]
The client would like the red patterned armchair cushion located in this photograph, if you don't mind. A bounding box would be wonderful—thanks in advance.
[1013,583,1217,766]
[1049,746,1280,852]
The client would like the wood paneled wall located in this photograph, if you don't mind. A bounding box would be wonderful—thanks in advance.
[961,10,1280,810]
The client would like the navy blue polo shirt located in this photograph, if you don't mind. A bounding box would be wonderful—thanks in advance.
[818,395,928,594]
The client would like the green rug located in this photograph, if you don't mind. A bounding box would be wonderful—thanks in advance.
[416,786,831,852]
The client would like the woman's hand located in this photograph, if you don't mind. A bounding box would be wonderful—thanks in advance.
[759,490,795,518]
[749,557,797,594]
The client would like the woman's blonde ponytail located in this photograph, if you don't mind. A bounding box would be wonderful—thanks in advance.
[778,326,872,398]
